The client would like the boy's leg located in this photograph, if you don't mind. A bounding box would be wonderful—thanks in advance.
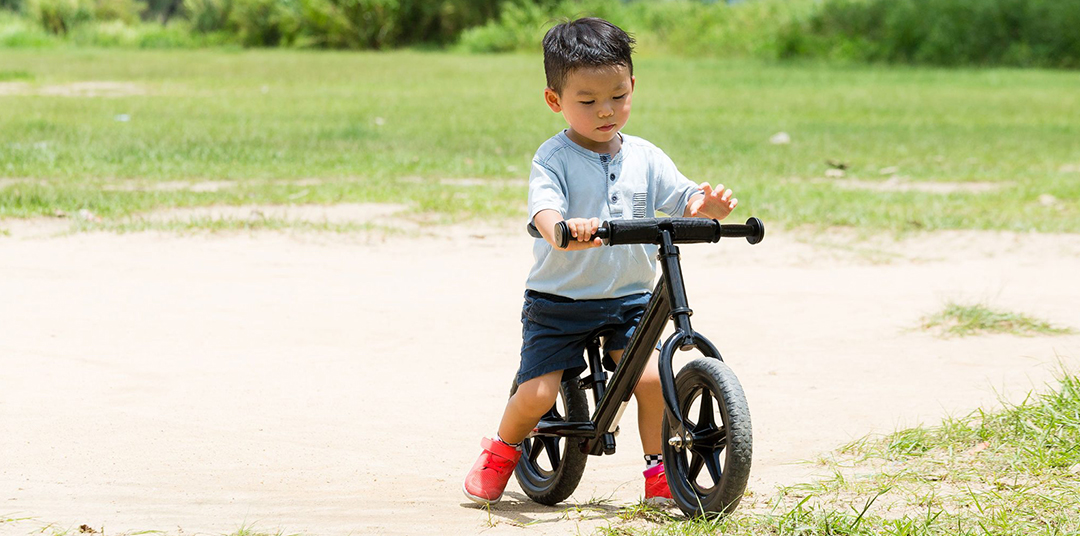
[606,348,663,455]
[463,369,563,505]
[498,369,564,444]
[608,347,672,502]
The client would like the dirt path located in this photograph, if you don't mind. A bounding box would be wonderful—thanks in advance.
[2,221,1079,535]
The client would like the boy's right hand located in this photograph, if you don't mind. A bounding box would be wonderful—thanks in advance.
[564,217,602,247]
[533,210,602,250]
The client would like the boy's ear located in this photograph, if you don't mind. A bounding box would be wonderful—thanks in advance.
[631,75,636,91]
[544,88,562,113]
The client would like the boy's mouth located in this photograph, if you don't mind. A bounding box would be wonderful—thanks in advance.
[598,123,616,132]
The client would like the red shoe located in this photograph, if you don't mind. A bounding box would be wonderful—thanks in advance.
[463,437,522,505]
[643,464,673,504]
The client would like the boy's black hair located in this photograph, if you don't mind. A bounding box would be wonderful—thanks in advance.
[543,17,635,96]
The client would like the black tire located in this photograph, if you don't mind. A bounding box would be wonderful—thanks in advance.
[662,358,752,517]
[510,378,590,505]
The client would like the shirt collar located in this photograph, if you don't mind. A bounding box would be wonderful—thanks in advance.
[558,130,625,163]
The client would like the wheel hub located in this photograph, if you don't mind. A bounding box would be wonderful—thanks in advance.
[667,431,694,451]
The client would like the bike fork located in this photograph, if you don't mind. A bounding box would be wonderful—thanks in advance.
[656,230,725,440]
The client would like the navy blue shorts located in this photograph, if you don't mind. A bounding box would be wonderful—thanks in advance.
[517,290,651,385]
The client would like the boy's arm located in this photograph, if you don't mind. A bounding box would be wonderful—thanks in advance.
[533,209,602,250]
[652,147,735,220]
[684,183,738,220]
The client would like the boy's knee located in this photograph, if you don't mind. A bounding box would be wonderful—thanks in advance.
[635,367,662,397]
[514,375,561,413]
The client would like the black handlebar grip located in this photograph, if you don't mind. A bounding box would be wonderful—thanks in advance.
[745,216,765,245]
[716,217,765,244]
[669,218,723,243]
[527,219,587,249]
[553,220,570,249]
[527,221,572,248]
[605,219,661,246]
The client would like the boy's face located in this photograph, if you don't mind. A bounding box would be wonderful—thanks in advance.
[545,65,634,154]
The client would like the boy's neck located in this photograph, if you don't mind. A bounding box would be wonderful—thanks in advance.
[565,129,622,157]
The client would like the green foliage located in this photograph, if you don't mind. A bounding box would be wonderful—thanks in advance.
[461,0,1080,69]
[19,0,154,34]
[92,0,145,23]
[6,0,1080,68]
[291,0,356,48]
[125,19,218,46]
[65,18,221,47]
[456,0,548,52]
[297,0,503,49]
[785,0,1080,68]
[182,0,232,33]
[459,0,819,57]
[142,0,183,22]
[0,5,227,48]
[177,0,508,48]
[24,0,94,34]
[4,0,550,49]
[0,9,59,45]
[231,0,300,46]
[406,0,502,46]
[314,0,408,49]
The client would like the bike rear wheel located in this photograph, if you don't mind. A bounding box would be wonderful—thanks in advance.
[662,358,752,517]
[511,379,590,505]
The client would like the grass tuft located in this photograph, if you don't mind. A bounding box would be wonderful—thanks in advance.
[228,523,299,536]
[603,370,1080,535]
[921,302,1075,338]
[615,501,679,525]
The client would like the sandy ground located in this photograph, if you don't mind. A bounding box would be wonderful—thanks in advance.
[2,214,1080,536]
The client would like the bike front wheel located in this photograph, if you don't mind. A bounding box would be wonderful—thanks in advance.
[510,378,590,505]
[662,357,752,517]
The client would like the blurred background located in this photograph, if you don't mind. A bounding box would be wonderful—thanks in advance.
[2,0,1079,65]
[0,0,1078,231]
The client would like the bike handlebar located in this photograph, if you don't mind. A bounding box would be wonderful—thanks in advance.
[527,217,765,249]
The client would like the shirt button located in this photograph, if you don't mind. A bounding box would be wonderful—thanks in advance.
[609,174,616,181]
[611,193,619,202]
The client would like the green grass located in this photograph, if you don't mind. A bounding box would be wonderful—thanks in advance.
[0,69,33,81]
[1,49,1079,231]
[599,371,1080,535]
[922,302,1075,338]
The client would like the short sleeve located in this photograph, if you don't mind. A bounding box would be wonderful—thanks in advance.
[528,158,567,220]
[653,149,701,216]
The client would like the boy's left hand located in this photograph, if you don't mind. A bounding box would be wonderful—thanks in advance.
[687,182,738,220]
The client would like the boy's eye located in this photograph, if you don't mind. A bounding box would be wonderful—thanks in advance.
[580,100,595,105]
[613,94,627,100]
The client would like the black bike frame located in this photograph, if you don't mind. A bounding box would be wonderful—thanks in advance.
[532,228,723,455]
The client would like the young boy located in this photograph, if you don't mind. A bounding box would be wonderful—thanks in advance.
[463,17,738,506]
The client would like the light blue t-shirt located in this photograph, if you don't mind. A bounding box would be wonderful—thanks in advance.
[527,130,701,300]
